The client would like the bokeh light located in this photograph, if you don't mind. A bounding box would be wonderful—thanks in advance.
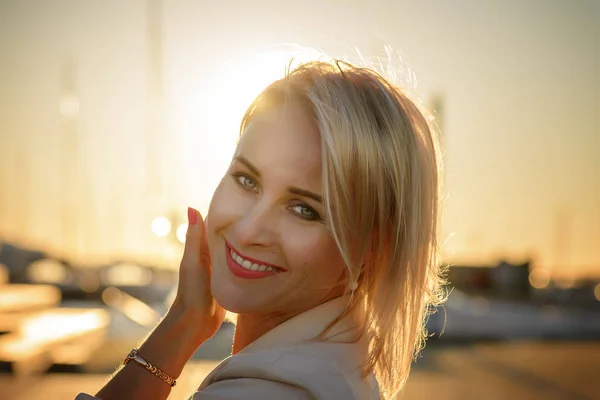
[26,259,69,284]
[151,216,171,237]
[176,223,187,244]
[101,263,152,287]
[529,268,550,289]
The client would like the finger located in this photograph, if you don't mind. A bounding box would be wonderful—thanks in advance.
[199,217,211,269]
[181,207,205,266]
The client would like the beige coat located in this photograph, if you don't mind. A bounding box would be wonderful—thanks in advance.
[192,296,379,399]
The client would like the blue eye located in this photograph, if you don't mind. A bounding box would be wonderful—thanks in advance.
[238,175,257,189]
[290,204,321,221]
[231,173,258,191]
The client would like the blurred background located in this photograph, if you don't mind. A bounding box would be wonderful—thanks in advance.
[0,0,598,399]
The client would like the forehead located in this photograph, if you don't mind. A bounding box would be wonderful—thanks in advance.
[236,103,322,182]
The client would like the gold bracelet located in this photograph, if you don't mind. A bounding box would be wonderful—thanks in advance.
[123,348,177,387]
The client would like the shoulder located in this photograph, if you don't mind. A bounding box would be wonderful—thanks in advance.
[190,377,310,399]
[197,342,379,400]
[74,394,99,400]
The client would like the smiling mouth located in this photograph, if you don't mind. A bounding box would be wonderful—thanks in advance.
[225,241,287,275]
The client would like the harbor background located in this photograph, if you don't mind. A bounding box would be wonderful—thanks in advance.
[1,1,599,399]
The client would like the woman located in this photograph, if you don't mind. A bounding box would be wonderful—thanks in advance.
[78,59,445,400]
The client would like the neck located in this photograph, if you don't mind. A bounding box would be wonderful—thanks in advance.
[231,291,348,354]
[232,313,288,354]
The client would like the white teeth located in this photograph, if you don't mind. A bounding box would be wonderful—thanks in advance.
[233,253,243,264]
[230,248,275,273]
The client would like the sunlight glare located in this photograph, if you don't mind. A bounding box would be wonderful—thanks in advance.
[0,309,108,360]
[176,47,326,211]
[102,287,160,327]
[151,216,171,237]
[202,47,325,141]
[176,223,187,244]
[21,310,105,343]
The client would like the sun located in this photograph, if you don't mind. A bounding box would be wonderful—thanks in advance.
[207,46,327,137]
[174,47,326,213]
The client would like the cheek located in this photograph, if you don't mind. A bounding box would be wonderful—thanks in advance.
[207,180,240,255]
[285,230,347,282]
[207,179,246,231]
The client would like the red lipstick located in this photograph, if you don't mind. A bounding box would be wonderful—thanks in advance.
[225,242,286,279]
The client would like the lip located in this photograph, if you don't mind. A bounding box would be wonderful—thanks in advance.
[225,241,286,279]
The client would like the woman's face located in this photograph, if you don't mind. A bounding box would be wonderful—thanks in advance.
[207,101,347,316]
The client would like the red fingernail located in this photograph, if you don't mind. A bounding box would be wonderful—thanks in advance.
[188,207,198,225]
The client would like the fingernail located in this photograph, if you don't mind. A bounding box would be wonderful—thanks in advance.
[188,207,198,225]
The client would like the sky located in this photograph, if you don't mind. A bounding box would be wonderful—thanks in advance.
[0,0,598,276]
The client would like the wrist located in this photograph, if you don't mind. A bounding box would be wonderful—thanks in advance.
[135,307,209,379]
[165,301,213,346]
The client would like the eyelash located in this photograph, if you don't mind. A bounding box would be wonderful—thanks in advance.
[289,203,322,222]
[229,172,323,222]
[230,172,258,192]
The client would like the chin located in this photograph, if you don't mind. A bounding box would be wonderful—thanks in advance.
[210,275,264,314]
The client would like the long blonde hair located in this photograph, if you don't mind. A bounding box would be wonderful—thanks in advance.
[240,60,446,399]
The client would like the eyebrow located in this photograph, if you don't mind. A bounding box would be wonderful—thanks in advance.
[288,187,322,203]
[233,155,323,204]
[235,156,261,177]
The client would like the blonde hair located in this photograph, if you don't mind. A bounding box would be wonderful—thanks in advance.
[240,60,446,399]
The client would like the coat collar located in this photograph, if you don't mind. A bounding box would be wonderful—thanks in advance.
[238,295,364,355]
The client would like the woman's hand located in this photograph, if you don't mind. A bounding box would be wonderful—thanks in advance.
[94,209,225,400]
[169,207,225,344]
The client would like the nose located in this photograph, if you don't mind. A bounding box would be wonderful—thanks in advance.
[234,200,278,248]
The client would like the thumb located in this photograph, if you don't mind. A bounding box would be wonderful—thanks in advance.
[181,207,207,266]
